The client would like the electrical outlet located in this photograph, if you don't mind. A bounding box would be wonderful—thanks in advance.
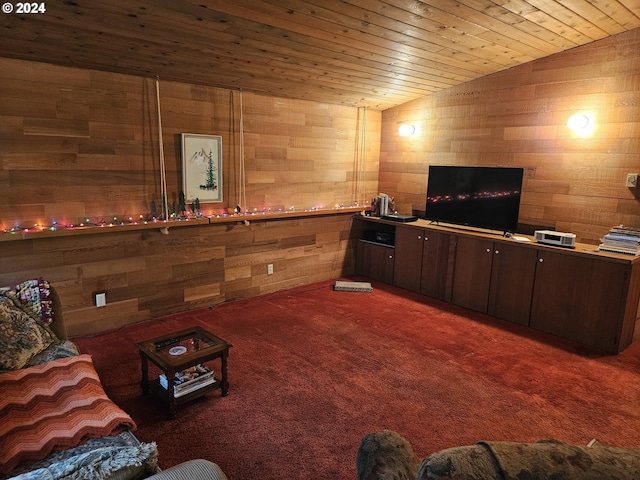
[626,173,638,188]
[95,292,106,308]
[267,264,274,275]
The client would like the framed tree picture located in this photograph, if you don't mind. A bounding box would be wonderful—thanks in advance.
[181,133,223,203]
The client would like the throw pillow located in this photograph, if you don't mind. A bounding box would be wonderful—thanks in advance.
[13,278,56,325]
[0,295,54,372]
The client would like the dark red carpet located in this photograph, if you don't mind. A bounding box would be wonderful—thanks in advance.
[74,279,640,480]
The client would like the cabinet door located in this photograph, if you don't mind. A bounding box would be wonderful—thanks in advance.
[530,251,628,352]
[421,231,455,301]
[370,244,395,284]
[393,225,424,292]
[451,236,494,312]
[356,241,394,284]
[487,243,537,325]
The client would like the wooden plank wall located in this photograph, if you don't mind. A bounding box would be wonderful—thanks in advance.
[380,28,640,244]
[0,57,379,336]
[0,215,359,337]
[0,57,380,229]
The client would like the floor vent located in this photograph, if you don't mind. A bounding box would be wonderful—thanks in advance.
[333,281,373,293]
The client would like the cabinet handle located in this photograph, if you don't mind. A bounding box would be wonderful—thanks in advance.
[538,258,544,263]
[424,236,428,241]
[494,250,500,254]
[417,235,422,240]
[486,248,491,253]
[389,255,394,259]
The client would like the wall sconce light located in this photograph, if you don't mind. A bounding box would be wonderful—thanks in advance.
[398,123,416,137]
[567,113,594,135]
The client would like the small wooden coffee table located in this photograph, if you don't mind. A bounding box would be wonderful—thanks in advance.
[137,326,232,418]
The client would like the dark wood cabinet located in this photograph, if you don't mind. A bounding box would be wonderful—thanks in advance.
[356,240,395,284]
[451,236,494,312]
[530,251,630,352]
[354,216,640,353]
[393,225,425,292]
[388,225,456,299]
[452,236,538,324]
[420,230,456,301]
[393,227,457,300]
[488,242,538,326]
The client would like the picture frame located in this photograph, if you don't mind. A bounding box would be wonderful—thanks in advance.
[181,133,223,203]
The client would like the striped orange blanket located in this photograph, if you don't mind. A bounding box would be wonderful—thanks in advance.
[0,354,137,475]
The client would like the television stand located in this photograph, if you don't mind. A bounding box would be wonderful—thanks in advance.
[354,215,640,354]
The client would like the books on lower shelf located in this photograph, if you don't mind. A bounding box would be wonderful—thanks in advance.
[598,225,640,256]
[159,364,215,397]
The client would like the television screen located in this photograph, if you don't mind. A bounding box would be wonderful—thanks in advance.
[425,166,524,233]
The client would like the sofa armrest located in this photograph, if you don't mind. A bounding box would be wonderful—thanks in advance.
[49,287,67,340]
[147,460,228,480]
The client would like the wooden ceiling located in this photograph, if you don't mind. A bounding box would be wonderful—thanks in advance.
[1,0,640,110]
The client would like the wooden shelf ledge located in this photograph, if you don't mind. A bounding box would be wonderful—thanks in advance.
[0,207,364,242]
[207,206,363,224]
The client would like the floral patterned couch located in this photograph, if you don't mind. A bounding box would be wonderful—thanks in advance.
[0,278,78,372]
[0,278,228,480]
[0,279,159,480]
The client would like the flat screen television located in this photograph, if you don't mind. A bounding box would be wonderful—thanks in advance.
[425,165,524,234]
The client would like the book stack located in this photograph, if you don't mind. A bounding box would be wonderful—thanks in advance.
[598,226,640,256]
[159,364,215,397]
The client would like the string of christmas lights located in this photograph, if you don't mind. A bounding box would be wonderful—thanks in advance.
[1,202,368,237]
